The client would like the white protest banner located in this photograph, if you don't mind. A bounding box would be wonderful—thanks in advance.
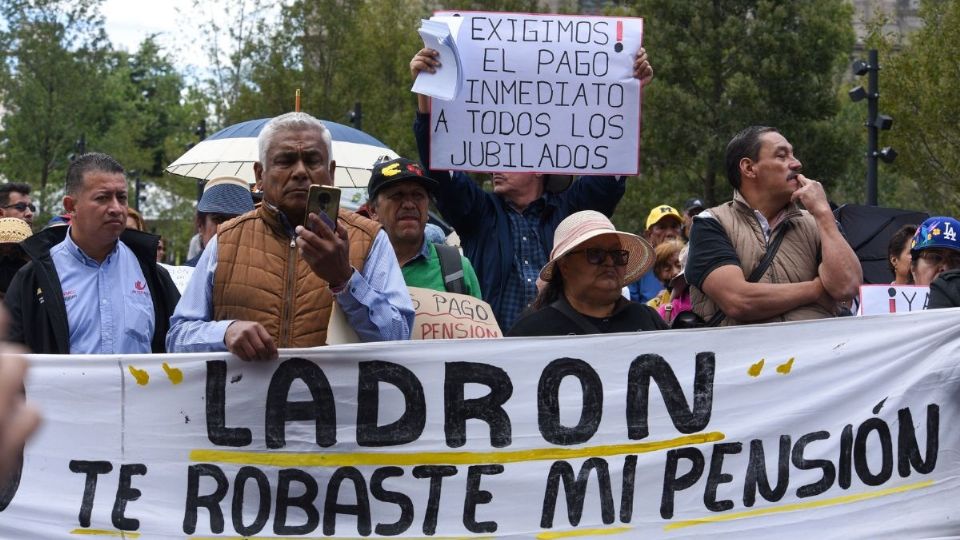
[426,11,643,175]
[858,284,929,315]
[409,286,502,339]
[4,310,958,538]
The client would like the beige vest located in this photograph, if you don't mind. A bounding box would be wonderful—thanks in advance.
[691,192,831,326]
[213,205,381,347]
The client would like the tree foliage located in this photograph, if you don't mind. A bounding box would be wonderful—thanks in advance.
[878,0,960,216]
[0,0,110,211]
[0,0,932,259]
[613,0,859,233]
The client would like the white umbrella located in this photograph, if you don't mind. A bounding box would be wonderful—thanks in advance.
[165,118,399,188]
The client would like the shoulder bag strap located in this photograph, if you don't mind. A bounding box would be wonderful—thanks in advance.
[434,243,466,295]
[707,220,794,326]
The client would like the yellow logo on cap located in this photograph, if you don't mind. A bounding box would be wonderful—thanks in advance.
[382,163,401,177]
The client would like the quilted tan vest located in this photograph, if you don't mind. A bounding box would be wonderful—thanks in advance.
[213,205,381,347]
[691,192,831,326]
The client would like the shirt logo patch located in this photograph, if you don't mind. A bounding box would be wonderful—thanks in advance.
[62,289,77,302]
[132,281,149,296]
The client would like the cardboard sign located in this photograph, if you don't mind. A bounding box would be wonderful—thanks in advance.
[5,309,959,538]
[858,284,929,315]
[409,286,501,339]
[426,11,643,175]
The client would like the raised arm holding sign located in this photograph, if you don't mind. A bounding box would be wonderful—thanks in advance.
[409,14,652,330]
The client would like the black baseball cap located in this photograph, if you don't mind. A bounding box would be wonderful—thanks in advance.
[367,158,438,200]
[683,197,705,214]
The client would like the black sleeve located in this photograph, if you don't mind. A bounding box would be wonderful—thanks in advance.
[685,215,740,290]
[3,265,29,346]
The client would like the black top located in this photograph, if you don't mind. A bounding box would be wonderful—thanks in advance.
[685,216,740,290]
[929,269,960,309]
[507,298,668,337]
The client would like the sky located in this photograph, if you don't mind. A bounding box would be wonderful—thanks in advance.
[101,0,209,71]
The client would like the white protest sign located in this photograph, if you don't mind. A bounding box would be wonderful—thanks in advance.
[408,286,501,339]
[160,263,196,294]
[426,11,643,175]
[858,284,929,315]
[5,310,958,538]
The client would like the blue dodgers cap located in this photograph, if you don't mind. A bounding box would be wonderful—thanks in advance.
[910,216,960,255]
[198,176,255,215]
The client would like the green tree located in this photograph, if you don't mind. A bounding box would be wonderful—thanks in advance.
[877,0,960,216]
[96,37,208,262]
[0,0,111,216]
[614,0,859,233]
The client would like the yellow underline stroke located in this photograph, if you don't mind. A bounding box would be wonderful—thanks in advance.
[664,479,935,531]
[189,537,493,540]
[69,529,140,538]
[537,525,633,539]
[190,432,725,468]
[187,536,495,540]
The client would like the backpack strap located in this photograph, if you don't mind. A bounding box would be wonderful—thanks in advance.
[707,220,794,326]
[434,243,466,295]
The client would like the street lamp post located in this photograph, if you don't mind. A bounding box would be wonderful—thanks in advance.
[849,49,895,206]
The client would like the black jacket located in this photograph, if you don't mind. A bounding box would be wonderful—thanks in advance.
[4,226,180,354]
[929,269,960,309]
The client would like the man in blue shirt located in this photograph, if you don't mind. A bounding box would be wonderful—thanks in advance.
[167,112,414,360]
[5,153,180,354]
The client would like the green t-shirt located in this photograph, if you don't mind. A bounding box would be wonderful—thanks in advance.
[402,243,483,299]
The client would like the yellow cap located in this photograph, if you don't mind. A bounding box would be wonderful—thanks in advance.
[645,205,682,230]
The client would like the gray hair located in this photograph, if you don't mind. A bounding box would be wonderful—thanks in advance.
[257,112,333,165]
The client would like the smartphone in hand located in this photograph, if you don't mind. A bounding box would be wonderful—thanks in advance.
[304,185,340,233]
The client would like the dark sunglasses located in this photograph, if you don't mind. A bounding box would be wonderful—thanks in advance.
[567,248,629,266]
[918,250,960,267]
[3,202,35,213]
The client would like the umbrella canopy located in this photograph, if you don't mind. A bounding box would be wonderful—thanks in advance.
[165,118,399,188]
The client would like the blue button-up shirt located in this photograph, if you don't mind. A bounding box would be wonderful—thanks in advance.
[501,198,549,331]
[51,230,154,354]
[166,229,414,352]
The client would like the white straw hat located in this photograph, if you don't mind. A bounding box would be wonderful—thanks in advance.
[0,218,32,244]
[540,210,654,285]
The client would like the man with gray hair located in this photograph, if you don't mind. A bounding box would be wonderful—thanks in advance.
[168,112,414,359]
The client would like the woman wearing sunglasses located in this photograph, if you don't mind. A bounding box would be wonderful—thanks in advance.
[507,211,667,336]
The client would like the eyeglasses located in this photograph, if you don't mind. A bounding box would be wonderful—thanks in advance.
[3,202,35,213]
[567,248,630,266]
[918,250,960,268]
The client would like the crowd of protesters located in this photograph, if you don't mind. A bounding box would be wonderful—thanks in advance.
[0,44,955,362]
[0,44,955,463]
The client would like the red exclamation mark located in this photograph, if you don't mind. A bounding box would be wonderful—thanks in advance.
[615,20,623,52]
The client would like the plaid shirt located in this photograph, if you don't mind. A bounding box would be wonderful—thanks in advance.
[500,198,549,331]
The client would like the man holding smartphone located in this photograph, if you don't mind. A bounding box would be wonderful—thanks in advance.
[167,112,414,359]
